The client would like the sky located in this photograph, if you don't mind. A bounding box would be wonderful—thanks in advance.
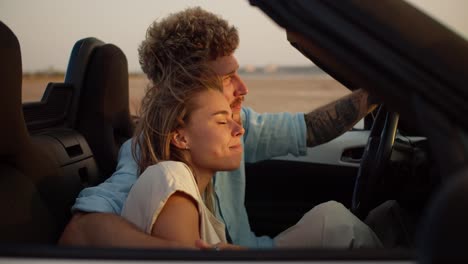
[1,0,467,72]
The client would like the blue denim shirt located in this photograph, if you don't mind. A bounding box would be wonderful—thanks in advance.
[73,107,307,248]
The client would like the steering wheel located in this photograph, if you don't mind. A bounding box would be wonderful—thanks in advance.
[352,105,399,220]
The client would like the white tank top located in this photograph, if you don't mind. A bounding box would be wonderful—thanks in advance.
[121,161,226,244]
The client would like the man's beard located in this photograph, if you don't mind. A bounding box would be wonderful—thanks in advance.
[230,97,244,109]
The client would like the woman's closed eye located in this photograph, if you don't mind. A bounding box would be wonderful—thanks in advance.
[218,114,235,124]
[212,110,232,125]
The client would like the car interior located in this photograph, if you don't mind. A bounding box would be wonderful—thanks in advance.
[247,0,468,261]
[1,0,468,262]
[0,17,347,247]
[1,18,375,262]
[0,21,133,244]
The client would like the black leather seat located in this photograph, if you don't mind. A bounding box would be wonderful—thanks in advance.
[72,41,134,180]
[23,36,134,183]
[0,20,134,244]
[0,21,62,243]
[0,17,133,244]
[417,168,468,263]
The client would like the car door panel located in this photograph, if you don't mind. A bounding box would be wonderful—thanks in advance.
[245,130,369,237]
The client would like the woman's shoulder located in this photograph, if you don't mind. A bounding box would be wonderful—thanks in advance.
[144,161,191,176]
[139,161,197,194]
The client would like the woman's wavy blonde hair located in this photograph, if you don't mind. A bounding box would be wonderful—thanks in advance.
[133,62,222,212]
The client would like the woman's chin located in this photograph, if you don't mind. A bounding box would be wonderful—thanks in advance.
[221,158,242,172]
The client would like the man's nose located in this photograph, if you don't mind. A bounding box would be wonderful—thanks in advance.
[234,77,248,96]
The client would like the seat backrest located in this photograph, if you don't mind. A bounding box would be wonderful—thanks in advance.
[0,21,60,243]
[25,37,135,182]
[0,22,134,243]
[0,20,106,245]
[21,38,105,132]
[417,168,468,263]
[73,43,134,180]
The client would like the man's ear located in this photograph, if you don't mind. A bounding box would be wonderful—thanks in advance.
[170,129,189,150]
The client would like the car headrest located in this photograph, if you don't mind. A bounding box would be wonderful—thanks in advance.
[0,21,30,158]
[64,37,105,128]
[76,43,134,179]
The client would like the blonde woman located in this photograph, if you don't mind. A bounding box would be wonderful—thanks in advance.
[121,66,245,249]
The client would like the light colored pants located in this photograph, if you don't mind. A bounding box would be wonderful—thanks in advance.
[274,201,382,248]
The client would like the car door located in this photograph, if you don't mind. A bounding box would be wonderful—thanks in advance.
[246,0,468,242]
[245,118,371,237]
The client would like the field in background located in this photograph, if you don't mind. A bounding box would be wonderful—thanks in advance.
[22,74,350,115]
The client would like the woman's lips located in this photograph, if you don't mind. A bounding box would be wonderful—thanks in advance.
[229,144,242,151]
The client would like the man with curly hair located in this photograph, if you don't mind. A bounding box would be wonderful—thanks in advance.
[60,7,381,249]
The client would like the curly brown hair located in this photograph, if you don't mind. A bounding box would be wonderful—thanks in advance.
[138,7,239,86]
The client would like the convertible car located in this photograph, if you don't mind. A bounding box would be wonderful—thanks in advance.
[1,0,467,263]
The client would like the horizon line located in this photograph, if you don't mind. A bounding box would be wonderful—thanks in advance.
[23,64,322,75]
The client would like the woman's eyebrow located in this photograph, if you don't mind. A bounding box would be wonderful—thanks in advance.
[211,110,230,116]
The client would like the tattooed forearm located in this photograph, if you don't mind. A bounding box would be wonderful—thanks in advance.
[305,100,358,146]
[305,88,377,147]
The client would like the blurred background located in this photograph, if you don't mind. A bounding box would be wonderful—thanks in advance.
[1,0,466,114]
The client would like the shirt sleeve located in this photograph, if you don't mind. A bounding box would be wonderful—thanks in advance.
[242,107,308,163]
[72,139,138,214]
[121,161,200,234]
